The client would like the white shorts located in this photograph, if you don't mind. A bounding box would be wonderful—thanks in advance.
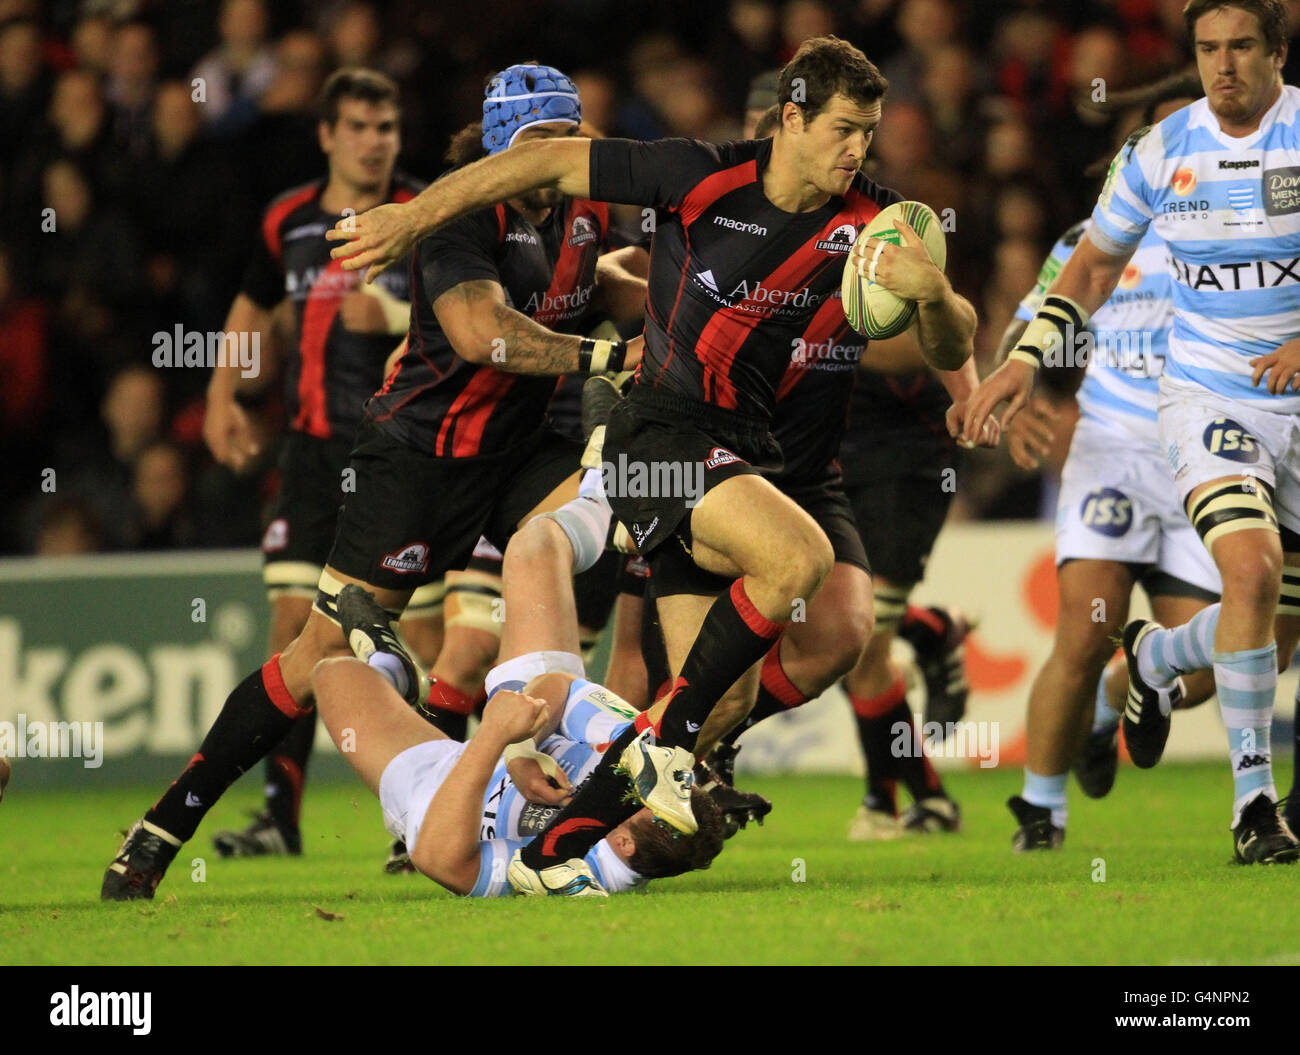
[1056,414,1221,595]
[1159,375,1300,544]
[378,739,465,848]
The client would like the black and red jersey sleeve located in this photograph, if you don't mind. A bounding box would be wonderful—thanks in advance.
[588,138,728,210]
[417,207,503,305]
[239,219,285,310]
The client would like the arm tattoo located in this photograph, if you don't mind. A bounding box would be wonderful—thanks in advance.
[438,280,580,375]
[488,300,581,375]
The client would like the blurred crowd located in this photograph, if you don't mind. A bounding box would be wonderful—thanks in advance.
[2,0,1297,556]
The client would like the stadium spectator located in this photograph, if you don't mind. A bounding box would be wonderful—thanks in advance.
[68,13,113,76]
[130,441,195,549]
[325,2,383,70]
[882,0,961,104]
[127,80,250,336]
[0,18,51,168]
[35,158,144,338]
[106,20,158,160]
[34,495,103,556]
[190,0,276,135]
[238,30,329,203]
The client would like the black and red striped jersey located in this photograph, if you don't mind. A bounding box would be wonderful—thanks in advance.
[771,311,866,483]
[239,175,423,440]
[588,136,899,420]
[365,196,608,456]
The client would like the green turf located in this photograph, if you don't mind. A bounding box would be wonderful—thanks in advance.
[5,763,1299,965]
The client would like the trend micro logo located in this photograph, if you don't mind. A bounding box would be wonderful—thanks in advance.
[1171,168,1197,196]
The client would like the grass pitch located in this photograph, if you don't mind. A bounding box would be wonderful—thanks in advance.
[5,762,1299,966]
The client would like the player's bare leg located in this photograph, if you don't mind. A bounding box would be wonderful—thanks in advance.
[1009,560,1134,850]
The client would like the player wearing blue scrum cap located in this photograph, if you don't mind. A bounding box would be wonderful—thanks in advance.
[103,61,651,902]
[481,63,583,154]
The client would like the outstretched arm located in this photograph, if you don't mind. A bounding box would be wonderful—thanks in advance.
[410,690,548,894]
[961,232,1131,443]
[327,139,594,282]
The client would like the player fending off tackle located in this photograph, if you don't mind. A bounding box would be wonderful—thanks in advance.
[330,35,977,894]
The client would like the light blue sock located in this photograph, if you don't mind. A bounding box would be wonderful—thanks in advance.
[1092,668,1119,733]
[1022,769,1067,828]
[1213,642,1278,826]
[1138,604,1219,685]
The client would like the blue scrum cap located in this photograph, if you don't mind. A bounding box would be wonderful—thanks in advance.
[482,63,582,155]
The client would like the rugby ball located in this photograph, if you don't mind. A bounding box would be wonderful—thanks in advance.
[841,201,947,339]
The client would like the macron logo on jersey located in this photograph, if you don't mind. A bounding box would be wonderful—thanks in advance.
[713,215,767,236]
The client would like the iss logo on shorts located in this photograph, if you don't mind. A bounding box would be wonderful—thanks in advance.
[705,447,740,470]
[261,517,288,553]
[1202,417,1259,463]
[381,542,431,574]
[1080,488,1132,537]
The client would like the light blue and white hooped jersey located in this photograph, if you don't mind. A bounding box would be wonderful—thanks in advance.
[469,678,641,897]
[1089,87,1300,415]
[1017,221,1172,444]
[469,728,643,897]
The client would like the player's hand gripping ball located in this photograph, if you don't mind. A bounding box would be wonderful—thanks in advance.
[842,201,947,339]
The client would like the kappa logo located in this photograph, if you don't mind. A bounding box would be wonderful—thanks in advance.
[381,542,430,574]
[706,447,740,470]
[815,222,857,253]
[568,214,598,247]
[1171,168,1197,196]
[261,517,288,553]
[1237,753,1269,771]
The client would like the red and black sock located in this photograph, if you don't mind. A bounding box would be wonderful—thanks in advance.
[718,642,810,749]
[656,579,784,752]
[848,674,945,808]
[519,722,642,869]
[264,708,315,832]
[848,676,908,813]
[419,679,485,742]
[145,656,307,843]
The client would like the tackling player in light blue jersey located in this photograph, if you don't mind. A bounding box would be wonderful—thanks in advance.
[312,477,727,897]
[968,0,1300,864]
